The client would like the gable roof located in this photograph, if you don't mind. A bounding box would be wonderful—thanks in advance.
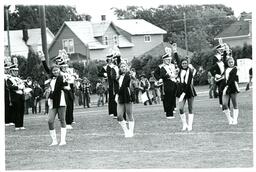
[140,42,193,58]
[92,21,120,37]
[114,19,167,35]
[26,28,54,46]
[64,21,106,49]
[49,20,134,50]
[4,30,28,55]
[215,20,250,39]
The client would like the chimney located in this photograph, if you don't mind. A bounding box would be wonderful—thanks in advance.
[85,15,91,21]
[101,15,106,21]
[22,28,28,42]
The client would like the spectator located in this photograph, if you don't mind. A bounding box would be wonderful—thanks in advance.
[80,77,91,108]
[32,81,43,114]
[96,79,106,107]
[246,67,252,91]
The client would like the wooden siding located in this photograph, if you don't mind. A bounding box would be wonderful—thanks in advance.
[131,34,164,57]
[48,25,88,59]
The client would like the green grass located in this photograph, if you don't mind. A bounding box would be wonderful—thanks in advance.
[5,87,253,170]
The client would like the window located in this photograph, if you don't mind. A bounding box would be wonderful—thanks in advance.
[144,35,151,42]
[113,35,118,45]
[104,36,108,45]
[62,39,74,53]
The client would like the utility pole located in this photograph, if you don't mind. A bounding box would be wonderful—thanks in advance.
[39,5,49,65]
[183,12,188,56]
[5,6,11,57]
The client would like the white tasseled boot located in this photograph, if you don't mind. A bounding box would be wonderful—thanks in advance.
[128,121,135,137]
[180,114,188,131]
[223,109,233,125]
[119,120,129,137]
[232,109,239,125]
[59,127,67,146]
[187,114,194,131]
[49,129,58,146]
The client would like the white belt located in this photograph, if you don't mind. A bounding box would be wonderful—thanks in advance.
[64,86,71,90]
[15,90,23,95]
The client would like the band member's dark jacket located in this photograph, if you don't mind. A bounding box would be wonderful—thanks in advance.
[117,72,133,104]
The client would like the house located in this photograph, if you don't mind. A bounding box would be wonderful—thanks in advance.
[214,12,252,48]
[113,19,167,60]
[4,28,54,58]
[48,19,167,62]
[139,42,193,59]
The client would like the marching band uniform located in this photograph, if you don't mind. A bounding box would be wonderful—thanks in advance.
[222,58,240,125]
[5,67,15,126]
[60,65,75,129]
[7,65,26,130]
[116,64,135,137]
[39,54,68,146]
[176,60,197,131]
[160,54,177,118]
[101,54,119,117]
[210,44,229,109]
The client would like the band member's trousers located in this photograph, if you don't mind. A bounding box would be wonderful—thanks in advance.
[64,90,74,125]
[163,82,176,117]
[108,91,117,116]
[12,94,25,127]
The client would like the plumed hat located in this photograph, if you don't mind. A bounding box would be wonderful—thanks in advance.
[162,47,172,59]
[9,64,19,71]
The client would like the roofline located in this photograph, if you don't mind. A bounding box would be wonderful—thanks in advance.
[48,22,66,52]
[46,28,55,38]
[108,22,121,35]
[214,34,250,40]
[48,22,88,52]
[131,32,167,36]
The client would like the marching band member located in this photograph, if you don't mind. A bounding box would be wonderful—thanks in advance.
[59,61,75,130]
[100,53,119,118]
[4,61,15,126]
[116,60,135,137]
[176,58,197,131]
[38,51,68,146]
[7,64,26,130]
[139,73,152,105]
[159,49,178,119]
[222,56,240,125]
[210,40,230,109]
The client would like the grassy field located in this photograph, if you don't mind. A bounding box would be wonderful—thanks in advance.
[5,86,253,170]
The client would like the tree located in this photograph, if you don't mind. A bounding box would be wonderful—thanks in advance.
[5,5,81,34]
[112,4,237,52]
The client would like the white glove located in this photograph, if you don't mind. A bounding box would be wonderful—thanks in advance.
[215,74,221,79]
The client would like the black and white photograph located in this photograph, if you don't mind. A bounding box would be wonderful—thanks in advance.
[1,0,255,170]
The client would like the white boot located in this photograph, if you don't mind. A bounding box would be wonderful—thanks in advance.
[180,114,188,131]
[49,129,58,146]
[119,120,129,137]
[59,128,67,145]
[224,109,233,125]
[232,109,239,125]
[187,114,194,131]
[128,121,135,137]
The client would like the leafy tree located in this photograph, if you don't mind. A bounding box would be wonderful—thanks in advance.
[112,4,237,52]
[5,5,81,34]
